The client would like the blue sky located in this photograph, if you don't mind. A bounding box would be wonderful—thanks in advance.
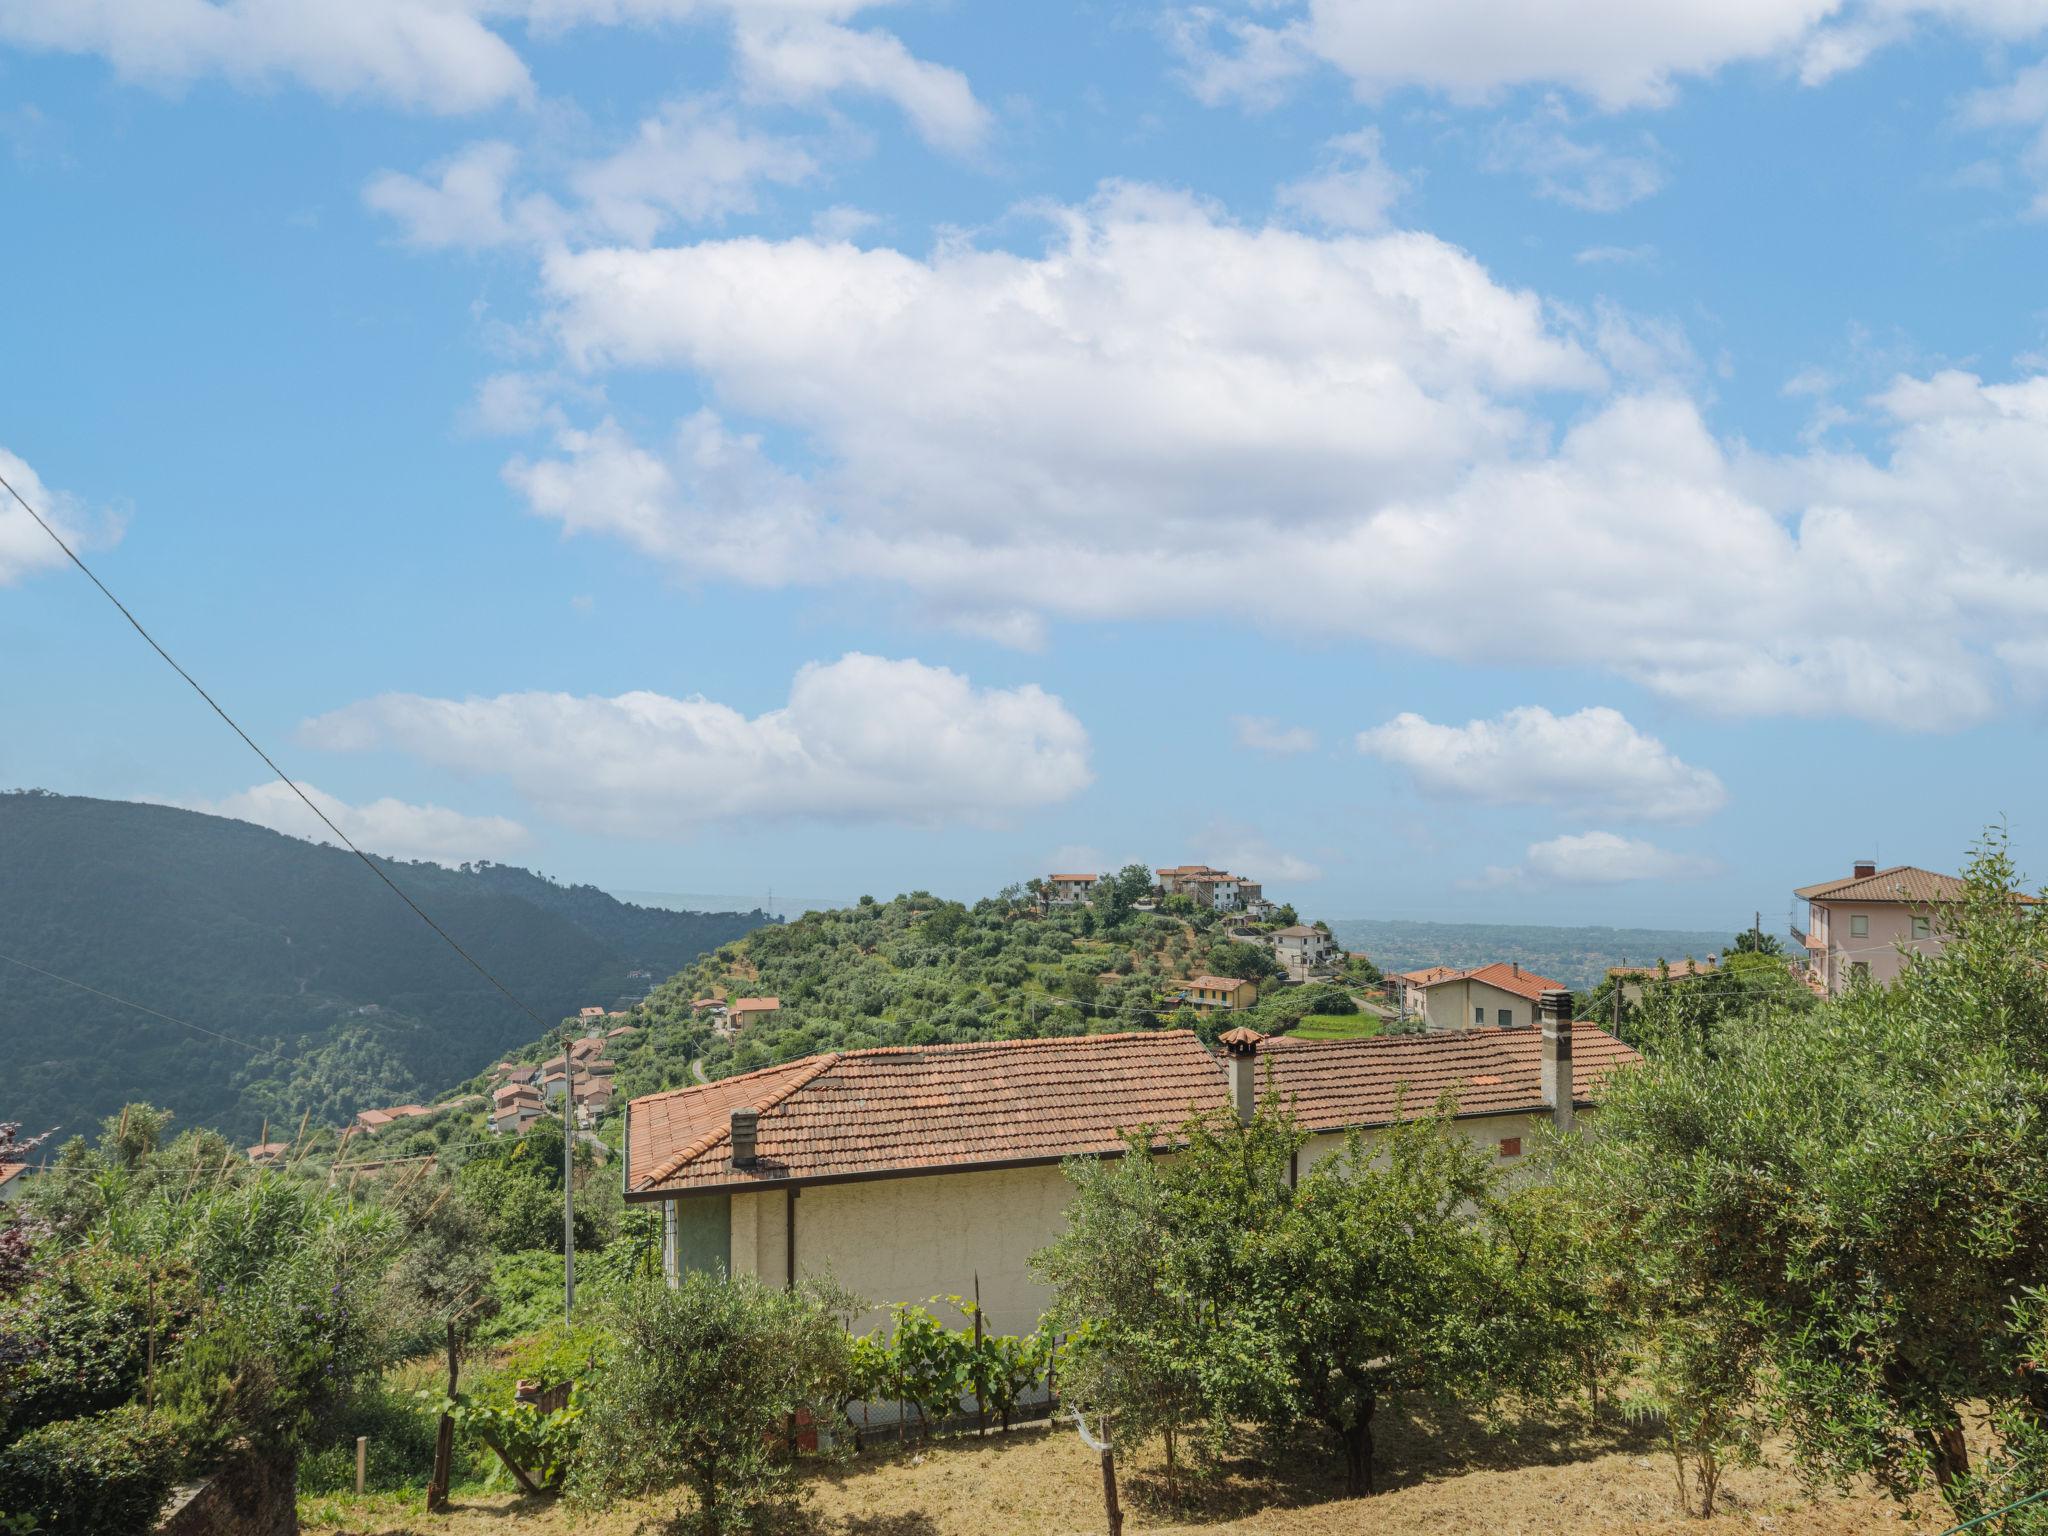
[4,0,2048,934]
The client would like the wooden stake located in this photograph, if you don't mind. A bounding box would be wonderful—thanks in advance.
[356,1436,367,1497]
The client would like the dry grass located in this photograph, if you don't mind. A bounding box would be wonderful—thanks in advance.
[299,1399,1950,1536]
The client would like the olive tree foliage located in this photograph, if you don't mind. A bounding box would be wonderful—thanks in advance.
[1033,1110,1297,1478]
[1569,830,2048,1524]
[569,1273,852,1535]
[1257,1110,1586,1496]
[1036,1097,1591,1496]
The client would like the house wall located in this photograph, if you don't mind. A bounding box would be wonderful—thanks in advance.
[1423,979,1537,1032]
[1813,900,1943,992]
[1298,1108,1567,1180]
[667,1162,1078,1335]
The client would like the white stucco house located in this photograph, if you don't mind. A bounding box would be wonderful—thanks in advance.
[1417,961,1568,1032]
[623,1007,1638,1333]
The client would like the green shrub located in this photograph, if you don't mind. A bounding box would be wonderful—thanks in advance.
[299,1382,444,1495]
[0,1404,181,1536]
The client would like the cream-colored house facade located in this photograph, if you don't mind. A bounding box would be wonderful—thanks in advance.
[1418,962,1566,1032]
[626,1011,1640,1334]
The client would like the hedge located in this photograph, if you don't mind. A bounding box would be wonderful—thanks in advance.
[0,1404,181,1536]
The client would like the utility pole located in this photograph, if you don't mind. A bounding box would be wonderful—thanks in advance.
[562,1024,576,1325]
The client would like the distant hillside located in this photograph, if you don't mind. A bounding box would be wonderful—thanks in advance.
[0,790,766,1140]
[1325,918,1749,991]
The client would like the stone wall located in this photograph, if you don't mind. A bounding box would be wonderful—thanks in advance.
[155,1450,296,1536]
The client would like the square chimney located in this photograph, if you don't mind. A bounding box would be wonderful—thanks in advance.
[730,1107,759,1168]
[1853,858,1876,878]
[1538,989,1575,1134]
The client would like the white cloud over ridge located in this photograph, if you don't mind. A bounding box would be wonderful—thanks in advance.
[1172,0,2048,113]
[1483,830,1718,886]
[300,653,1092,835]
[1357,706,1727,822]
[176,780,529,866]
[1234,716,1319,755]
[0,446,120,586]
[507,186,2048,729]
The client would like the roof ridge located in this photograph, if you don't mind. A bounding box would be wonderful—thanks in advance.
[641,1053,843,1187]
[835,1028,1196,1061]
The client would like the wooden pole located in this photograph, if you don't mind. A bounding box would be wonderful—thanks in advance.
[973,1273,985,1434]
[1099,1444,1123,1536]
[355,1436,367,1496]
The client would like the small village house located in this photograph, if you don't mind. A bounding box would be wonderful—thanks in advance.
[1043,873,1099,906]
[0,1161,34,1204]
[1395,965,1462,1018]
[623,1006,1636,1332]
[1416,962,1568,1031]
[493,1083,546,1135]
[728,996,781,1029]
[1793,860,1977,995]
[353,1103,434,1136]
[578,1006,605,1019]
[245,1141,289,1167]
[1270,923,1339,980]
[1173,974,1260,1010]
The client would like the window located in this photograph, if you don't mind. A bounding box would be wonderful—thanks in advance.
[1499,1137,1522,1157]
[1912,916,1931,940]
[1850,914,1869,938]
[1474,1006,1484,1025]
[1498,1009,1512,1028]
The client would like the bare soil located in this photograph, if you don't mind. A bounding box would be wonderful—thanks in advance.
[299,1400,1947,1536]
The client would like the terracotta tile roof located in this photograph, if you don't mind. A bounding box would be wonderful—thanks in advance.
[494,1083,541,1103]
[1398,965,1461,987]
[1048,873,1099,882]
[0,1162,30,1186]
[729,996,781,1013]
[1271,925,1324,938]
[1794,865,1975,904]
[1608,958,1717,980]
[627,1031,1229,1197]
[1257,1023,1639,1129]
[1183,974,1252,991]
[1430,962,1567,1003]
[245,1142,289,1159]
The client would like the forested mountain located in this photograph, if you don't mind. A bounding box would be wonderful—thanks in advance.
[0,791,766,1141]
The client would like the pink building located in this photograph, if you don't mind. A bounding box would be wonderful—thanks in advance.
[1793,860,1968,996]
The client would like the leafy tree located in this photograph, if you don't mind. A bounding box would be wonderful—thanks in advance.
[569,1274,852,1534]
[383,1174,498,1509]
[1257,1109,1578,1494]
[1573,831,2048,1523]
[1205,938,1283,983]
[1730,926,1783,957]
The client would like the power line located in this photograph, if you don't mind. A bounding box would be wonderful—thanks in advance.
[0,950,288,1063]
[0,468,551,1035]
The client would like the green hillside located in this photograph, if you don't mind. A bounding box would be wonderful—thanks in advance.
[0,790,766,1140]
[526,884,1379,1111]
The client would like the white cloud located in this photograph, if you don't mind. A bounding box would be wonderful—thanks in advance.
[175,780,529,866]
[511,184,2048,729]
[1357,705,1727,822]
[1193,823,1324,883]
[1174,0,2048,112]
[300,653,1092,834]
[1513,830,1718,884]
[1963,59,2048,214]
[365,107,815,251]
[0,0,534,114]
[1233,716,1319,754]
[1046,843,1109,875]
[1575,243,1656,265]
[734,18,990,152]
[1484,104,1666,211]
[0,446,121,586]
[1276,127,1407,231]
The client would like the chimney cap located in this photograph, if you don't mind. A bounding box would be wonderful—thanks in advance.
[1218,1026,1263,1057]
[1539,987,1575,1024]
[729,1106,760,1167]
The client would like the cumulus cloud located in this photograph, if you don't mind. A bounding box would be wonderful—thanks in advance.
[1357,705,1727,822]
[1193,823,1325,883]
[1233,716,1319,754]
[1276,128,1408,230]
[299,654,1091,834]
[176,780,529,865]
[1173,0,2048,112]
[0,446,121,586]
[734,18,989,152]
[365,107,816,250]
[1485,830,1718,885]
[0,0,534,114]
[504,184,2048,729]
